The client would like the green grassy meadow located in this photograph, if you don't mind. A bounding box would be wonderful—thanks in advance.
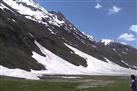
[0,76,131,91]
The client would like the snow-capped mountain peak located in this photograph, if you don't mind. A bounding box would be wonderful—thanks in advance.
[3,0,48,13]
[100,39,114,45]
[2,0,64,27]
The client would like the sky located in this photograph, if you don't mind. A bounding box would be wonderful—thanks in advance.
[35,0,137,48]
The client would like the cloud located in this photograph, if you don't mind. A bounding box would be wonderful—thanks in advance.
[129,25,137,33]
[118,33,136,41]
[94,3,102,9]
[108,6,122,15]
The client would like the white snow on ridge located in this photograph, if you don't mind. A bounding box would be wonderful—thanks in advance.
[48,15,65,27]
[53,15,64,24]
[3,0,64,27]
[3,0,48,22]
[3,0,48,13]
[0,65,40,80]
[101,39,114,45]
[82,32,95,41]
[16,0,46,11]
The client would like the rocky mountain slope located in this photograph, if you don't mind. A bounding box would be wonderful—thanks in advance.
[0,0,137,79]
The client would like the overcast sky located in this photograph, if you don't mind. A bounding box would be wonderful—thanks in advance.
[35,0,137,48]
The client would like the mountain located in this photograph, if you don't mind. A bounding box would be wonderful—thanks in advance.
[0,0,137,79]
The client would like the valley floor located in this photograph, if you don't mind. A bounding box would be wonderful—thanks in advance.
[0,75,131,91]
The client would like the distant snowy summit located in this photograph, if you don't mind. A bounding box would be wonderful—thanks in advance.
[100,39,128,46]
[82,32,96,41]
[100,39,114,45]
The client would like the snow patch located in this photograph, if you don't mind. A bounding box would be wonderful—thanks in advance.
[91,45,97,48]
[0,65,40,80]
[53,15,64,24]
[126,48,129,51]
[120,42,127,45]
[122,51,127,54]
[29,32,34,38]
[12,19,16,22]
[64,43,137,75]
[32,40,87,75]
[7,18,16,23]
[48,28,56,35]
[121,60,130,67]
[82,32,95,41]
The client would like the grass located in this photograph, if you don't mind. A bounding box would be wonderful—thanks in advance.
[0,76,131,91]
